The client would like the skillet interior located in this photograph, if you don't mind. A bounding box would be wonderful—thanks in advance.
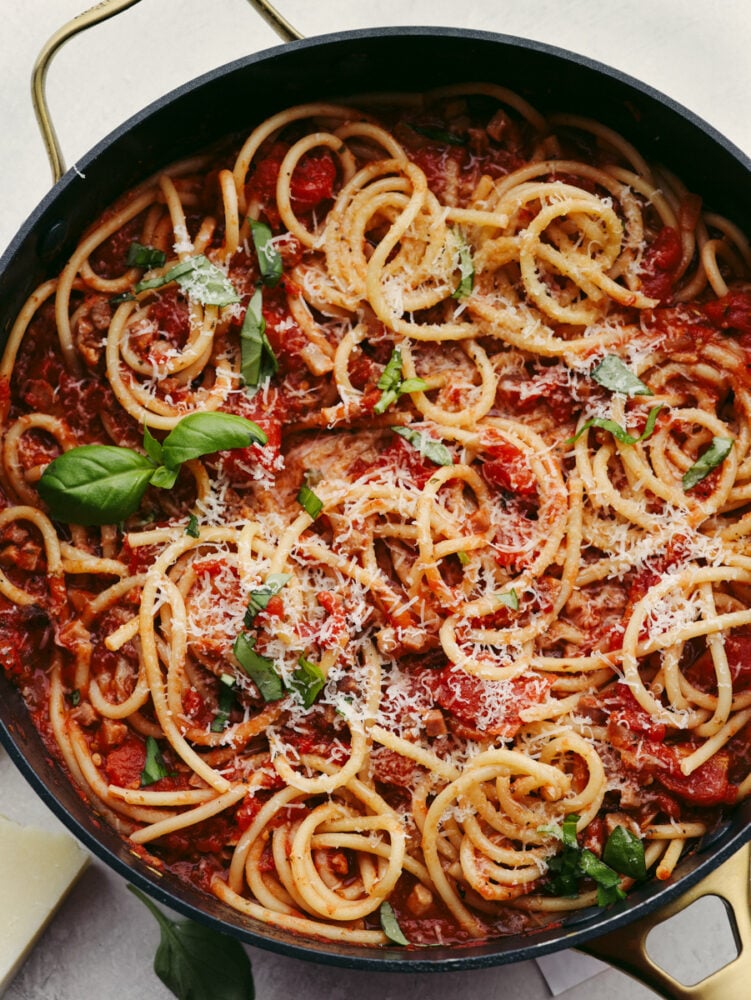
[2,26,751,971]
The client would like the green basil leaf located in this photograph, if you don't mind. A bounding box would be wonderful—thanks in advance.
[211,674,236,733]
[126,242,167,269]
[411,124,467,146]
[68,689,81,707]
[374,348,404,414]
[451,228,475,300]
[566,405,662,447]
[579,849,622,889]
[38,445,157,526]
[244,573,291,626]
[233,634,284,702]
[186,514,200,538]
[140,737,172,787]
[682,436,734,491]
[240,286,278,387]
[289,654,326,709]
[560,813,580,849]
[597,883,627,907]
[379,901,410,946]
[591,355,653,396]
[160,412,267,469]
[250,220,283,287]
[495,588,519,612]
[150,465,180,490]
[135,255,240,307]
[127,885,255,1000]
[603,825,647,879]
[392,426,454,466]
[143,426,163,465]
[110,291,135,306]
[297,484,324,519]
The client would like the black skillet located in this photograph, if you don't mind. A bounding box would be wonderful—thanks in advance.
[1,4,751,997]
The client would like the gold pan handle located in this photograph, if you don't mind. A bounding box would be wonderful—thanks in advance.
[580,843,751,999]
[31,0,302,184]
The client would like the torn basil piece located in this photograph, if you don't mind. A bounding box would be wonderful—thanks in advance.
[566,405,662,447]
[495,588,519,611]
[682,437,734,491]
[233,633,284,702]
[379,901,410,945]
[240,286,278,388]
[289,654,326,709]
[211,674,236,733]
[140,737,172,787]
[451,228,475,301]
[126,242,167,269]
[392,426,453,466]
[134,254,240,307]
[411,124,467,146]
[591,355,653,396]
[250,220,283,287]
[297,484,323,519]
[244,573,291,626]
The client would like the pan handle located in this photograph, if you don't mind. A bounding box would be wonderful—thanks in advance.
[31,0,302,184]
[579,842,751,1000]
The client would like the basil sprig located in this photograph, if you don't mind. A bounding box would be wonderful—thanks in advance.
[374,348,428,414]
[682,437,734,491]
[38,412,267,526]
[451,228,475,301]
[240,286,278,388]
[244,573,291,626]
[542,814,646,907]
[591,355,653,396]
[134,254,240,307]
[127,885,255,1000]
[140,737,172,787]
[566,404,662,447]
[392,426,453,466]
[126,242,167,270]
[379,901,410,945]
[250,220,283,287]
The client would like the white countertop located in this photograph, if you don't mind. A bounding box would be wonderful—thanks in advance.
[1,2,750,997]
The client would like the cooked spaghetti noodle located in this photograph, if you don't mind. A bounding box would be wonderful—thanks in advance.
[3,85,751,946]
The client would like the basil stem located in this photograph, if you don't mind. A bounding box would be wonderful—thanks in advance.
[127,885,255,1000]
[682,437,734,491]
[140,737,172,787]
[135,254,240,307]
[233,634,285,702]
[392,426,453,466]
[240,286,278,387]
[591,355,653,396]
[250,220,283,287]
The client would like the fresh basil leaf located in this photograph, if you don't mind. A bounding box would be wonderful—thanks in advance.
[160,412,267,469]
[244,573,291,626]
[496,588,519,612]
[211,674,236,733]
[560,813,579,849]
[591,355,653,396]
[682,436,734,491]
[240,286,278,387]
[233,634,284,702]
[127,885,255,1000]
[597,883,627,907]
[411,124,467,146]
[143,426,163,465]
[451,228,475,301]
[379,901,410,946]
[150,465,180,490]
[38,445,156,526]
[250,220,283,287]
[297,484,323,519]
[186,514,200,538]
[566,405,662,447]
[289,654,326,709]
[135,255,240,307]
[140,737,172,787]
[392,426,454,466]
[126,242,167,269]
[398,377,429,395]
[579,849,622,889]
[603,825,647,879]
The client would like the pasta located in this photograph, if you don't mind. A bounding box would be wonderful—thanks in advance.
[3,84,751,947]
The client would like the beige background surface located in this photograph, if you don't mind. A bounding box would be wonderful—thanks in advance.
[1,2,750,997]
